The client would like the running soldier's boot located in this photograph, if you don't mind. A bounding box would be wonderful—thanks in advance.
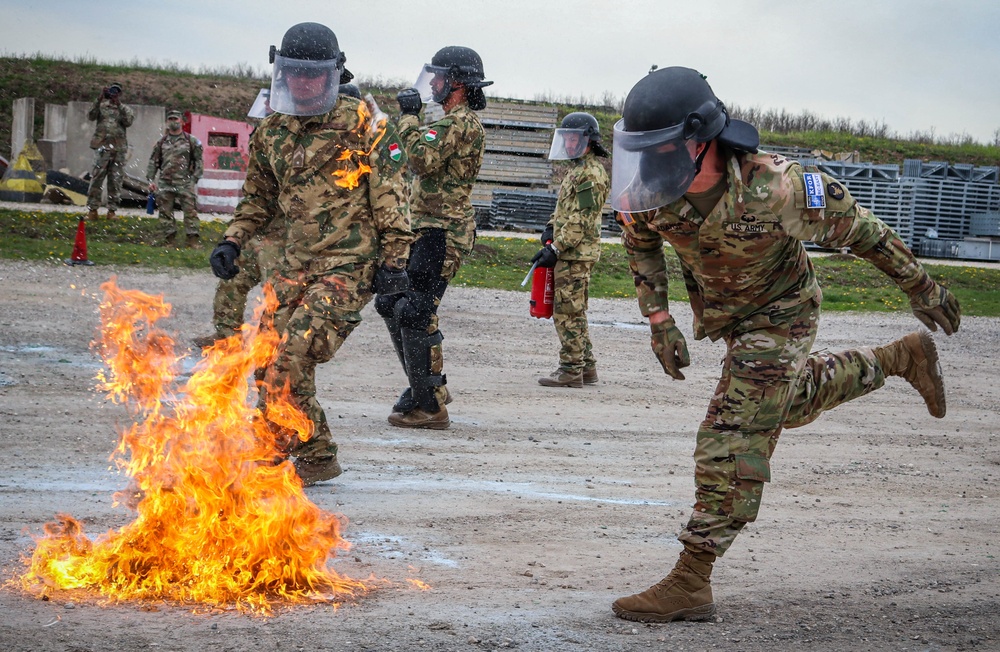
[874,331,946,418]
[105,209,116,219]
[293,454,342,486]
[387,405,450,430]
[186,234,203,250]
[538,369,584,388]
[612,550,717,623]
[86,208,98,220]
[582,366,599,385]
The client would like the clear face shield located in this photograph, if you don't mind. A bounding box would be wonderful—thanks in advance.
[609,118,700,213]
[548,128,590,160]
[414,66,452,104]
[269,54,341,116]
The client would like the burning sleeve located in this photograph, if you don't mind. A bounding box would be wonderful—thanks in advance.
[620,213,671,317]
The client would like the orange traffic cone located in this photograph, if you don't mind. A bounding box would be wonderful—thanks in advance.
[64,217,95,266]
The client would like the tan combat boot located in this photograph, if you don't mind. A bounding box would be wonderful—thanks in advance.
[582,366,599,385]
[387,405,450,430]
[86,208,98,220]
[105,209,116,219]
[874,331,946,418]
[612,550,717,623]
[293,454,343,486]
[186,234,203,250]
[538,369,583,388]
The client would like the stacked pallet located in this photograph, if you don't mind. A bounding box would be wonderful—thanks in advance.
[489,190,557,232]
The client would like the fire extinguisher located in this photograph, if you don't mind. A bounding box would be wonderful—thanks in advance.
[520,241,555,319]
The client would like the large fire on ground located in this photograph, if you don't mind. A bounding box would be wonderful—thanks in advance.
[19,278,370,612]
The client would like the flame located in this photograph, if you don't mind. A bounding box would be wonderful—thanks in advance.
[19,277,369,613]
[330,101,387,190]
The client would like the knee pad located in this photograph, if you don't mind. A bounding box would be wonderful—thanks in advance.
[394,291,434,330]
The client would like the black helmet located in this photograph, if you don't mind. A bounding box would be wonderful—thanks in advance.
[549,112,609,159]
[268,22,346,116]
[269,22,345,65]
[416,46,493,110]
[621,66,758,152]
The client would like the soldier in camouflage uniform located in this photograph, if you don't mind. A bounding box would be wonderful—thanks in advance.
[608,68,962,623]
[374,46,492,430]
[86,82,135,220]
[147,110,205,248]
[533,112,611,388]
[209,22,412,486]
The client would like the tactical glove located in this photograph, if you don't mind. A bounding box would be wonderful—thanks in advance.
[374,264,410,295]
[531,244,558,268]
[910,282,961,335]
[650,317,690,380]
[540,225,554,245]
[397,88,423,116]
[209,240,240,280]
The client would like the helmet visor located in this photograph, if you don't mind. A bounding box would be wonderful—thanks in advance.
[270,54,341,116]
[610,119,699,213]
[415,66,452,104]
[548,128,589,160]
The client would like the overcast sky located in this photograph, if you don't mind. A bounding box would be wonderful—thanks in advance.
[3,0,998,143]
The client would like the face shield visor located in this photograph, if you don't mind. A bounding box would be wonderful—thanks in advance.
[414,66,452,104]
[548,128,590,160]
[609,118,700,213]
[270,54,341,116]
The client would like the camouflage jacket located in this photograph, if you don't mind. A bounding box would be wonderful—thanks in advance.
[88,98,135,151]
[546,152,610,262]
[224,96,412,276]
[398,103,485,254]
[619,149,930,341]
[146,132,204,188]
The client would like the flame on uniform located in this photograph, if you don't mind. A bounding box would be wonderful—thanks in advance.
[18,277,370,613]
[331,101,387,190]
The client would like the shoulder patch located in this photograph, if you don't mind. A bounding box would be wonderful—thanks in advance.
[802,172,826,209]
[827,182,845,200]
[424,129,438,142]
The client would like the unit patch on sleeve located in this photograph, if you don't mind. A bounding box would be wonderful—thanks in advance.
[424,129,438,142]
[827,182,845,200]
[802,172,826,209]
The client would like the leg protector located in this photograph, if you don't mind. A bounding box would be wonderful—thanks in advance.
[400,327,446,412]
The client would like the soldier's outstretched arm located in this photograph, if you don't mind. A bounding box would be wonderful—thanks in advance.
[618,212,671,318]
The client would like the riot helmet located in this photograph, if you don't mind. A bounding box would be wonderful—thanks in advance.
[610,67,759,212]
[414,46,493,109]
[549,112,609,160]
[268,22,346,116]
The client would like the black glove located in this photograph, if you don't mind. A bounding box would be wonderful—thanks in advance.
[540,225,553,245]
[397,88,423,116]
[374,264,410,295]
[530,244,558,268]
[209,240,240,280]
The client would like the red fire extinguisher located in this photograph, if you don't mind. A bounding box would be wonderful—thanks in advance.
[521,242,555,319]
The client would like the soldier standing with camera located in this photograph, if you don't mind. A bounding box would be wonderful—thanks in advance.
[86,82,134,220]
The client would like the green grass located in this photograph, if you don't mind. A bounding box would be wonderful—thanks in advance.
[2,208,998,316]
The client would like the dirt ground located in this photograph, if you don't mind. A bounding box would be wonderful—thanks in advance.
[0,258,998,652]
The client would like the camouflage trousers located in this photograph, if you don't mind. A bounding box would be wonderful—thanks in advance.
[678,299,885,556]
[211,237,284,338]
[552,259,596,373]
[263,263,375,461]
[156,184,200,238]
[86,149,125,210]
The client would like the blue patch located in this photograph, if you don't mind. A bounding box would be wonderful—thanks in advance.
[802,172,826,209]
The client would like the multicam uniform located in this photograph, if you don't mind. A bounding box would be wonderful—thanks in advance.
[224,96,412,460]
[147,132,204,240]
[86,97,135,211]
[389,103,486,411]
[619,148,942,556]
[546,151,610,374]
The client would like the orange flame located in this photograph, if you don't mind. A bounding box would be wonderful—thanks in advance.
[19,277,368,613]
[330,101,387,190]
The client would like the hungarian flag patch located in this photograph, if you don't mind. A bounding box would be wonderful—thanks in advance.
[388,142,402,161]
[424,130,438,142]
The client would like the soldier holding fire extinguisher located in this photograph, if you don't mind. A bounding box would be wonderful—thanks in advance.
[533,112,611,388]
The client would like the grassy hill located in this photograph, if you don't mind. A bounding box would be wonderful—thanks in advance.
[2,55,999,168]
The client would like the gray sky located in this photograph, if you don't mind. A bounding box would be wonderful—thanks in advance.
[3,0,999,143]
